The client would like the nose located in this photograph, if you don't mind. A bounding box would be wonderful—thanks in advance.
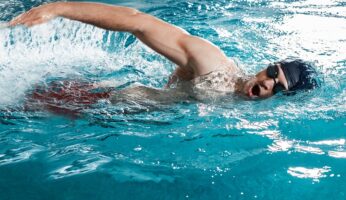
[261,79,275,91]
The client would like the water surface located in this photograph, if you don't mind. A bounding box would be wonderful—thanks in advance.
[0,0,345,199]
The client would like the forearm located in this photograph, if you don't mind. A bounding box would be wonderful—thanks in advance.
[10,2,229,75]
[56,2,142,33]
[59,3,228,74]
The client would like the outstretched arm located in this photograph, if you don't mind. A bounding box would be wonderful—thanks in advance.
[10,2,233,76]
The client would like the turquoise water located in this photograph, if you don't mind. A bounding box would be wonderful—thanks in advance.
[0,0,346,199]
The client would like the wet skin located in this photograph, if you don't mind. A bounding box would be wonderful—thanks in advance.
[241,63,289,99]
[9,2,289,101]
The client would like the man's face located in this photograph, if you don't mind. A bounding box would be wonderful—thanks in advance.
[242,64,289,99]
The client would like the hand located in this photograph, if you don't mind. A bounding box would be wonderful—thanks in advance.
[9,3,63,27]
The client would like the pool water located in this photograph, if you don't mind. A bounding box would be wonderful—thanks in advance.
[0,0,345,199]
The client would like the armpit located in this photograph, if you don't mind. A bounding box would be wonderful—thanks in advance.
[166,66,194,88]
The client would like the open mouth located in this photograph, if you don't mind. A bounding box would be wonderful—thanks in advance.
[251,84,260,96]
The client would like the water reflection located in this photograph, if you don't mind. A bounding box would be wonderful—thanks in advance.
[0,1,345,198]
[50,156,111,179]
[328,151,346,159]
[287,166,331,182]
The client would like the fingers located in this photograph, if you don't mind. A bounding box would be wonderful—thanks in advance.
[8,13,24,26]
[9,9,34,26]
[23,18,46,27]
[9,8,44,27]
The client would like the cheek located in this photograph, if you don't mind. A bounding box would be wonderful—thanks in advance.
[259,89,273,98]
[243,79,254,92]
[246,78,257,87]
[256,70,267,79]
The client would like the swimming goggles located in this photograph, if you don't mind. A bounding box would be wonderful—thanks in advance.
[266,64,286,94]
[252,64,286,96]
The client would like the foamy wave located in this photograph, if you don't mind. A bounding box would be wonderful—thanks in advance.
[0,18,171,107]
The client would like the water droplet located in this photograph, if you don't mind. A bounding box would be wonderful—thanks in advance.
[133,145,142,152]
[134,159,143,164]
[216,166,222,172]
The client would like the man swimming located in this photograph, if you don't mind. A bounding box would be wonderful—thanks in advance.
[9,2,319,102]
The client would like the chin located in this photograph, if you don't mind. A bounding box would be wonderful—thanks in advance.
[243,79,256,97]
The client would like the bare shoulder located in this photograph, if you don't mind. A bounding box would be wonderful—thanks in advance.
[180,35,239,76]
[222,58,241,74]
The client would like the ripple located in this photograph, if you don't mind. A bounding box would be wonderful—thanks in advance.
[49,144,95,158]
[294,145,324,155]
[107,164,175,183]
[50,155,111,179]
[268,139,293,152]
[0,0,345,198]
[0,145,43,166]
[328,151,346,159]
[310,139,345,146]
[287,166,331,182]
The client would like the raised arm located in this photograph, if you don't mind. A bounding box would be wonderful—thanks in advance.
[9,2,234,76]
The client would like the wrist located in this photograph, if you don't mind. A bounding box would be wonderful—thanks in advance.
[51,2,70,17]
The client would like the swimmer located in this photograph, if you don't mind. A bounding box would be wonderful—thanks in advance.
[9,2,319,102]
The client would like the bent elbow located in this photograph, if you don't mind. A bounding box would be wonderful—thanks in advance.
[128,7,141,16]
[130,12,157,34]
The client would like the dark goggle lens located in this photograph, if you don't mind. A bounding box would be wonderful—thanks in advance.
[266,64,279,79]
[268,64,286,94]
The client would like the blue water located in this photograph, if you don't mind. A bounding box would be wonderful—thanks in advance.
[0,0,346,199]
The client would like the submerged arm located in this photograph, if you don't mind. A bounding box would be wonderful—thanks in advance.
[9,2,232,76]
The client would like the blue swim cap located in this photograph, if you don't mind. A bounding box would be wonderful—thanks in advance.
[277,59,320,92]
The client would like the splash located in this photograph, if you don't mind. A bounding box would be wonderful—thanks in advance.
[0,18,171,107]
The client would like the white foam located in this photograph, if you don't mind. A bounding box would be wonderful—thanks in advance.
[0,22,8,30]
[0,17,171,107]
